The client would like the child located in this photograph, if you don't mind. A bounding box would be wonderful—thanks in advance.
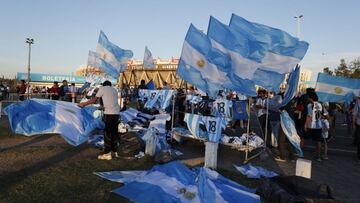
[321,113,330,160]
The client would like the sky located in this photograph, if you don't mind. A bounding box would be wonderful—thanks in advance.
[0,0,359,80]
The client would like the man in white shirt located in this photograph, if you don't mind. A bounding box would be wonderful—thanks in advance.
[79,80,120,160]
[256,89,270,147]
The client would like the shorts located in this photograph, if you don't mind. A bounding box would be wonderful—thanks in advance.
[307,128,322,142]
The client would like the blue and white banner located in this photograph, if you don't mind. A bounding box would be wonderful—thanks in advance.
[96,30,133,73]
[207,15,308,91]
[280,111,303,157]
[95,161,260,203]
[177,24,232,98]
[315,73,360,102]
[3,99,104,146]
[143,46,155,69]
[138,89,176,110]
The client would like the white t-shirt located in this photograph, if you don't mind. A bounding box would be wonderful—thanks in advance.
[256,98,268,117]
[96,86,120,115]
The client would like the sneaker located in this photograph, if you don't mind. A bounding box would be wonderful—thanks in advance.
[98,152,112,160]
[315,157,322,162]
[113,152,119,158]
[322,156,328,160]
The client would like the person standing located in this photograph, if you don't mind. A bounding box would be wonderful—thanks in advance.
[353,95,360,161]
[50,81,60,100]
[304,92,324,161]
[78,80,120,160]
[17,80,27,101]
[256,89,271,147]
[60,80,70,102]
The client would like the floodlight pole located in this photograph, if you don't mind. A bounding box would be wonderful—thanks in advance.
[294,15,303,39]
[25,38,34,99]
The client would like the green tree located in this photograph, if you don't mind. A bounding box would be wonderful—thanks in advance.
[334,59,352,77]
[323,67,334,75]
[349,57,360,78]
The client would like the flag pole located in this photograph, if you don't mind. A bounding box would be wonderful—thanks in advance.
[245,97,251,161]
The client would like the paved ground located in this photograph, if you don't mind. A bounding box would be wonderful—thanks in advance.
[276,116,360,202]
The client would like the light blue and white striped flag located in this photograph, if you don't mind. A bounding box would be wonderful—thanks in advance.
[280,65,300,107]
[96,30,133,73]
[96,161,260,203]
[87,51,119,79]
[143,46,155,69]
[208,15,308,91]
[315,73,360,102]
[177,24,232,98]
[280,111,303,157]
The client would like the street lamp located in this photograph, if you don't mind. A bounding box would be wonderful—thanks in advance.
[294,15,303,39]
[25,38,34,99]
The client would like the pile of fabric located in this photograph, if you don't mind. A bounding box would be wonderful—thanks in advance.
[221,133,264,150]
[95,161,261,203]
[3,99,104,146]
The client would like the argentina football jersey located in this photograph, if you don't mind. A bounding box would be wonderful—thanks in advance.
[212,98,233,118]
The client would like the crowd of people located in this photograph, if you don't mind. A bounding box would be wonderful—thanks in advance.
[15,80,78,101]
[13,78,360,163]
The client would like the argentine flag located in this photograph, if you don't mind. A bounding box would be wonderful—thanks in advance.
[177,24,232,98]
[280,65,301,108]
[208,15,309,91]
[96,30,133,73]
[87,51,119,79]
[143,46,155,69]
[315,73,360,102]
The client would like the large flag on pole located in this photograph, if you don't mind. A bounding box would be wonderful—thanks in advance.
[177,24,232,97]
[143,46,155,69]
[315,73,360,102]
[207,15,309,91]
[87,51,119,79]
[96,30,133,73]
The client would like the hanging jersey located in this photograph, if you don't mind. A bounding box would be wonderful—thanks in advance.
[159,89,175,111]
[203,116,226,142]
[307,102,323,129]
[212,99,232,118]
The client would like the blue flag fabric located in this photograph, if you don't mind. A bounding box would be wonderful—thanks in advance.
[280,111,303,157]
[96,30,133,73]
[143,46,155,69]
[87,51,119,79]
[232,100,248,120]
[146,80,156,90]
[280,65,300,107]
[315,73,360,102]
[95,161,260,203]
[3,99,105,146]
[208,15,308,91]
[177,24,234,98]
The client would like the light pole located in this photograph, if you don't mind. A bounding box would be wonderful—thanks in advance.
[25,38,34,99]
[294,15,303,39]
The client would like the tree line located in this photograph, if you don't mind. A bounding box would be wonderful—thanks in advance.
[323,57,360,78]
